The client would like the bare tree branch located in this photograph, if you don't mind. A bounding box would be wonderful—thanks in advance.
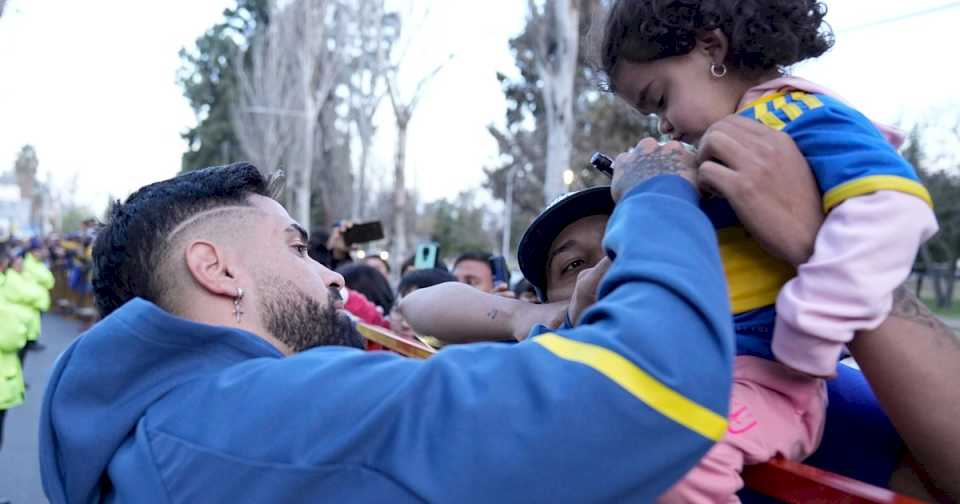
[230,0,348,230]
[408,55,453,112]
[231,1,300,182]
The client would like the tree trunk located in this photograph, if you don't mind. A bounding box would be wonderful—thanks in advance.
[920,245,949,308]
[502,164,517,260]
[946,256,958,308]
[391,119,409,274]
[296,57,316,231]
[540,0,579,204]
[353,134,371,219]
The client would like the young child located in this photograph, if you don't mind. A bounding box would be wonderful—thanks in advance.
[600,0,938,501]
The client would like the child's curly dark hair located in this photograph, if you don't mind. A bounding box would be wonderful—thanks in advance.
[601,0,834,85]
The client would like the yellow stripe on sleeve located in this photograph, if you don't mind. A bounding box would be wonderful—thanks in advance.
[533,333,728,441]
[822,175,934,212]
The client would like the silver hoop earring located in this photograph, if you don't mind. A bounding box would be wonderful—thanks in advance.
[233,287,245,323]
[710,63,727,79]
[656,118,668,135]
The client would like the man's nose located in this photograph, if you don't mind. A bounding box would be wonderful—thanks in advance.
[319,265,345,290]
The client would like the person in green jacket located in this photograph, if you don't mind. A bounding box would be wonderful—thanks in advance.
[0,251,28,453]
[24,244,56,291]
[0,250,47,369]
[0,277,27,504]
[21,243,54,352]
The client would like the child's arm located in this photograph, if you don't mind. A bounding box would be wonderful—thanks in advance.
[774,191,937,376]
[398,282,567,343]
[766,95,939,376]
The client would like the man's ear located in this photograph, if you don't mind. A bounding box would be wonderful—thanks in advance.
[184,240,239,298]
[696,28,729,65]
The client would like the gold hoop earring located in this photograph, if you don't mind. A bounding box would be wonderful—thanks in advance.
[710,63,727,79]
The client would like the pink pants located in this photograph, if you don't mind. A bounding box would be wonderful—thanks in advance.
[658,356,827,503]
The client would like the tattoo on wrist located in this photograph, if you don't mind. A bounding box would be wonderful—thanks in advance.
[487,309,499,320]
[617,145,686,193]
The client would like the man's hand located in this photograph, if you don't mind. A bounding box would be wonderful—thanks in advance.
[326,221,352,259]
[568,257,612,325]
[697,116,822,266]
[610,139,697,202]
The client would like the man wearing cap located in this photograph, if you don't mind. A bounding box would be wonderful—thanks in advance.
[397,187,614,343]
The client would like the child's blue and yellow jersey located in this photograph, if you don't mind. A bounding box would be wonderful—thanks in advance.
[707,91,932,359]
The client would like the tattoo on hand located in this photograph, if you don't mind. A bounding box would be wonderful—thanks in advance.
[891,286,960,350]
[615,145,687,197]
[487,309,499,320]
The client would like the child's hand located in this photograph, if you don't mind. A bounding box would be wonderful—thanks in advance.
[326,221,352,256]
[611,139,697,202]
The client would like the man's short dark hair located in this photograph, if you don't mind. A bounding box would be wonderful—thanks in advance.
[453,251,493,269]
[92,163,268,317]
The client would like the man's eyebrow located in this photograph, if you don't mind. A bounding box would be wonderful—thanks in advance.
[285,224,308,243]
[547,240,577,272]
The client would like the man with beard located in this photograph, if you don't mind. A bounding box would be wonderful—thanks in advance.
[39,159,735,503]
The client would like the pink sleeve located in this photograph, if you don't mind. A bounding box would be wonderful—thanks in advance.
[773,191,938,377]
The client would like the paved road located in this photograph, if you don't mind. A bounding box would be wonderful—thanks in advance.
[0,314,85,504]
[940,316,960,331]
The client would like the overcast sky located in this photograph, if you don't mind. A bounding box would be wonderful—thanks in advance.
[1,0,958,215]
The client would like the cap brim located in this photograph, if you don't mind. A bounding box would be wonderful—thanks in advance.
[517,186,614,301]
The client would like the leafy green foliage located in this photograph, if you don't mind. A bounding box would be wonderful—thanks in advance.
[177,0,270,172]
[420,192,496,259]
[904,123,960,307]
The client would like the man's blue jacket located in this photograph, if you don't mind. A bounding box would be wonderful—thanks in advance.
[39,176,735,503]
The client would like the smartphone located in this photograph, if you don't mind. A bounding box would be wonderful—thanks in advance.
[590,152,614,178]
[342,221,384,246]
[414,242,438,270]
[489,255,509,285]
